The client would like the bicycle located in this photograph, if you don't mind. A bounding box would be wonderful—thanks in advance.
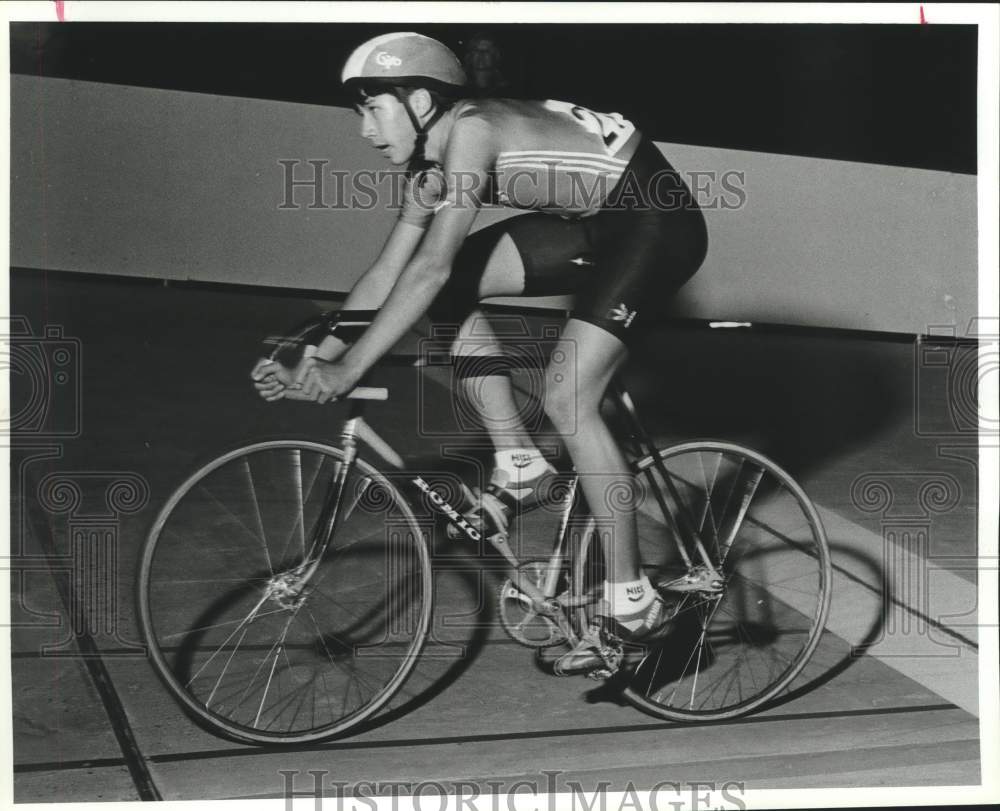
[137,316,832,744]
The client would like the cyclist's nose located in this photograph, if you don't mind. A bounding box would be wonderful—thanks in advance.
[359,111,377,140]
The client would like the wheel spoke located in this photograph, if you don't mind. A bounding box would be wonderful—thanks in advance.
[205,622,253,710]
[251,608,300,728]
[161,606,286,644]
[718,467,764,564]
[643,645,668,698]
[240,457,275,577]
[695,450,723,550]
[194,484,272,573]
[303,609,384,698]
[289,448,308,561]
[667,469,707,552]
[255,646,284,729]
[343,476,374,523]
[184,591,271,687]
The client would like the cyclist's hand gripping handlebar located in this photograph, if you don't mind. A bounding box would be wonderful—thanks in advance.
[255,311,386,402]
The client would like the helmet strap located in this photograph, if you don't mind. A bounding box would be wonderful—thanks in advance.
[393,88,450,176]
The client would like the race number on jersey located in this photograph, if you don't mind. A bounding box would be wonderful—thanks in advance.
[543,100,636,158]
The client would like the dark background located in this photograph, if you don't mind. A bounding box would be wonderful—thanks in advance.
[10,22,977,174]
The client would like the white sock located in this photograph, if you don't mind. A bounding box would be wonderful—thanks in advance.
[493,449,551,488]
[604,576,655,617]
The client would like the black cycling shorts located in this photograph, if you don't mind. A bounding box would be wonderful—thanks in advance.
[430,138,708,346]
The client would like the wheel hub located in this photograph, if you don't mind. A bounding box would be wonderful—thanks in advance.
[267,571,307,609]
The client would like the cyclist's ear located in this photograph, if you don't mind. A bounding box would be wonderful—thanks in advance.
[407,87,435,118]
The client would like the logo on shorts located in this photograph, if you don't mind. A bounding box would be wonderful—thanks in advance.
[608,303,637,328]
[375,51,403,68]
[626,584,646,602]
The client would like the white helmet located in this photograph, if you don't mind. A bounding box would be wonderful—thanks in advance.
[341,32,467,96]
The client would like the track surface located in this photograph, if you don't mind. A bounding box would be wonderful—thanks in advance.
[7,272,984,801]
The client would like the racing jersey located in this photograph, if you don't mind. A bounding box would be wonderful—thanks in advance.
[399,98,642,227]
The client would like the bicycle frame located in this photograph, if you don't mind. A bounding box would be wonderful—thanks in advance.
[268,313,720,587]
[293,374,728,630]
[610,379,703,572]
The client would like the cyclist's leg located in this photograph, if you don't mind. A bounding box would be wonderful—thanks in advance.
[543,317,634,583]
[444,230,534,449]
[453,216,609,499]
[548,141,708,644]
[452,309,535,450]
[431,220,562,495]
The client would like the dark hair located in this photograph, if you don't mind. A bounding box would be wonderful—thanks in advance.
[354,81,462,109]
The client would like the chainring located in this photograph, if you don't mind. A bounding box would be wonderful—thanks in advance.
[497,559,569,648]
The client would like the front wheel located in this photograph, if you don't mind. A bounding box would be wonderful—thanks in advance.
[573,441,832,721]
[137,440,432,744]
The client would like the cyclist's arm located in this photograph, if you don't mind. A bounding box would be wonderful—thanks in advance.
[311,219,425,361]
[338,121,494,376]
[253,218,422,399]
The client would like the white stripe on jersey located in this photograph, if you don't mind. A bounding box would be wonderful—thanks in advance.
[498,160,627,177]
[497,156,627,174]
[498,149,630,165]
[497,162,618,177]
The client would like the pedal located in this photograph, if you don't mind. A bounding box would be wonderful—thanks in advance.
[547,626,623,678]
[551,647,605,677]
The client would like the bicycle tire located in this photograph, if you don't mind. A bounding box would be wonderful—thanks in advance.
[137,440,432,744]
[573,440,832,721]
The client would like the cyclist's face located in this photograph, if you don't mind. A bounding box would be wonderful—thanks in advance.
[356,93,415,165]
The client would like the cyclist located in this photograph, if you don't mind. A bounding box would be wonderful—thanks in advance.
[252,32,708,668]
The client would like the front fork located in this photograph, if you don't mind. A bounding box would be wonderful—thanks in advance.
[276,421,361,599]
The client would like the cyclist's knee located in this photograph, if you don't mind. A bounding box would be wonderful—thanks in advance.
[543,374,601,432]
[541,370,571,427]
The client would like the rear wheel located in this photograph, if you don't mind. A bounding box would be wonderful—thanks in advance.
[138,440,432,743]
[574,441,831,721]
